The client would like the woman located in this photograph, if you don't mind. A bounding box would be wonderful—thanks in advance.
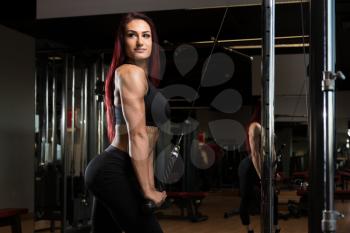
[238,120,280,233]
[238,122,263,233]
[85,12,169,233]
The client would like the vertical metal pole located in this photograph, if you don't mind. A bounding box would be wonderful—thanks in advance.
[71,56,76,176]
[61,55,69,233]
[35,67,37,125]
[322,75,336,233]
[91,62,99,157]
[35,64,40,163]
[51,59,57,161]
[321,0,345,232]
[309,1,325,232]
[261,0,275,232]
[310,0,345,232]
[96,61,101,154]
[45,62,50,163]
[100,53,105,150]
[322,0,335,229]
[79,68,87,175]
[40,62,46,166]
[34,66,38,135]
[82,68,88,172]
[79,71,84,176]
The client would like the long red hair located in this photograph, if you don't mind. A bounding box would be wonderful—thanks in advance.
[105,12,161,142]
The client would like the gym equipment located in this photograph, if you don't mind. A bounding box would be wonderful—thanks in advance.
[0,208,28,233]
[285,185,348,220]
[143,121,209,222]
[143,125,208,219]
[338,171,350,190]
[261,1,276,232]
[142,9,231,216]
[164,192,208,222]
[142,144,181,214]
[35,54,107,232]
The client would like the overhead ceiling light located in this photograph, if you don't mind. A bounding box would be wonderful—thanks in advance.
[191,35,309,45]
[229,43,309,49]
[188,0,309,10]
[190,35,309,49]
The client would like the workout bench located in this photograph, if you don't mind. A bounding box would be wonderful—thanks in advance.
[291,171,308,185]
[0,208,28,233]
[161,192,208,222]
[338,171,350,190]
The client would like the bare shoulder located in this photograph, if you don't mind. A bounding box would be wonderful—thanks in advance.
[115,64,147,93]
[117,64,146,82]
[249,122,261,130]
[249,122,262,136]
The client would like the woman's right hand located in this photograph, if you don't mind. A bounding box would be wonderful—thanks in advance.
[144,189,167,207]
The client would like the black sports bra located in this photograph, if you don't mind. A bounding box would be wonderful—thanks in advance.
[115,79,170,127]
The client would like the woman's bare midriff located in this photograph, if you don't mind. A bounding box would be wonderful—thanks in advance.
[111,124,159,155]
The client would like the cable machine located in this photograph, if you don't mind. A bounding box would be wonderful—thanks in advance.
[309,0,346,232]
[35,53,108,232]
[261,1,276,232]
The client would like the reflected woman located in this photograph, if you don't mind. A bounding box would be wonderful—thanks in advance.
[85,12,170,233]
[238,120,280,233]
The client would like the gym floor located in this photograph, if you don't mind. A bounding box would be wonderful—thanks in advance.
[159,189,350,233]
[1,189,349,233]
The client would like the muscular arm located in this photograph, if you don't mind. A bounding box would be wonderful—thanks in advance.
[148,152,155,188]
[117,65,153,195]
[249,122,262,179]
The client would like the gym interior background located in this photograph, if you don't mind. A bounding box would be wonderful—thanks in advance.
[1,0,350,232]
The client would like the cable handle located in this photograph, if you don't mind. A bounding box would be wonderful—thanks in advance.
[142,8,230,215]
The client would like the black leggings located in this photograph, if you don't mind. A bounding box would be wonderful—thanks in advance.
[84,145,163,233]
[238,156,278,226]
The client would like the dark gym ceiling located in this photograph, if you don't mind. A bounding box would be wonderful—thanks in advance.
[1,0,350,90]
